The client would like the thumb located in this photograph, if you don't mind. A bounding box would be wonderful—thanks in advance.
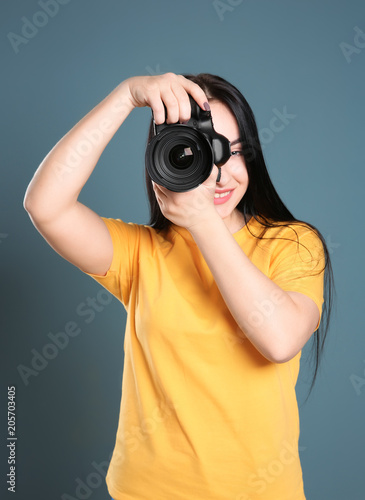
[200,165,220,193]
[206,165,220,184]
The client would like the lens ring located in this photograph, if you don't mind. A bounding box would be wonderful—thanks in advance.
[146,126,214,192]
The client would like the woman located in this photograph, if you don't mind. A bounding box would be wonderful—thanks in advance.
[24,72,333,500]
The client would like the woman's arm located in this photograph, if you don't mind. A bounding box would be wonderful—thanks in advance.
[23,80,137,275]
[187,213,320,363]
[23,73,209,275]
[23,80,134,221]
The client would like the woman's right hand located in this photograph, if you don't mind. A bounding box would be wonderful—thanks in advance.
[124,73,210,125]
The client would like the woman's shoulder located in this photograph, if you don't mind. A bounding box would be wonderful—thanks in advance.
[98,217,159,247]
[100,218,177,251]
[246,216,324,255]
[248,215,320,239]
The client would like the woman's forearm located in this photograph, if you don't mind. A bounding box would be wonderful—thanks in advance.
[23,79,135,221]
[188,214,319,363]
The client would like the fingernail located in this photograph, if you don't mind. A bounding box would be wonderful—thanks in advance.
[204,102,210,111]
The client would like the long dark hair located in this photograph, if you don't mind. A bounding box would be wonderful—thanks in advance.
[144,73,334,404]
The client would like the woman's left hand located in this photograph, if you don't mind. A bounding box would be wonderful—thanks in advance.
[152,165,220,231]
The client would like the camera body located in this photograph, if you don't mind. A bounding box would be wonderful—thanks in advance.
[145,96,231,192]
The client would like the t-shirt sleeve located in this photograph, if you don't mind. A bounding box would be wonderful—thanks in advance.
[269,225,325,328]
[80,217,140,307]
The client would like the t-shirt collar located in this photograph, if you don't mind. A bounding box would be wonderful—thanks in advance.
[169,217,255,243]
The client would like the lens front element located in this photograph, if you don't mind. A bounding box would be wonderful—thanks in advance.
[169,145,194,169]
[146,126,213,192]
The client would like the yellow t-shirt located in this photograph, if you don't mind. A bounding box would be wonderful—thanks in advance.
[82,216,325,500]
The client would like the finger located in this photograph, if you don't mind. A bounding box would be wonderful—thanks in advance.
[177,75,210,111]
[210,164,220,181]
[170,83,192,123]
[159,89,180,124]
[148,92,167,125]
[157,187,172,202]
[152,181,168,199]
[152,184,164,206]
[201,165,219,187]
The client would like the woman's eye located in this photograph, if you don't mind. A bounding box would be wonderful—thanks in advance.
[231,150,243,156]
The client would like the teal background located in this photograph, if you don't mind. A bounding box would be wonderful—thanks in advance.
[1,0,364,498]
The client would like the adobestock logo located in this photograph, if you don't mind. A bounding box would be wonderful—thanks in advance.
[247,289,286,329]
[213,0,245,22]
[259,107,297,149]
[61,457,110,500]
[7,0,73,55]
[340,26,365,64]
[350,359,365,396]
[237,439,305,497]
[52,95,130,183]
[17,289,113,386]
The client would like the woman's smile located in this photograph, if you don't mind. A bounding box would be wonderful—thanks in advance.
[214,189,234,204]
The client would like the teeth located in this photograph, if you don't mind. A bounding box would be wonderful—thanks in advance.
[214,190,231,199]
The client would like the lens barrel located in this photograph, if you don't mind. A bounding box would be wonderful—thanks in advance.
[145,125,214,192]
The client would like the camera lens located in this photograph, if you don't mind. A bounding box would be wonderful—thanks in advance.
[169,145,194,169]
[146,126,213,192]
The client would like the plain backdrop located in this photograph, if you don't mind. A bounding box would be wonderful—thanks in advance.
[1,0,364,499]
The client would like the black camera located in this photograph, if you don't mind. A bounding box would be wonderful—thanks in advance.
[145,96,231,192]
